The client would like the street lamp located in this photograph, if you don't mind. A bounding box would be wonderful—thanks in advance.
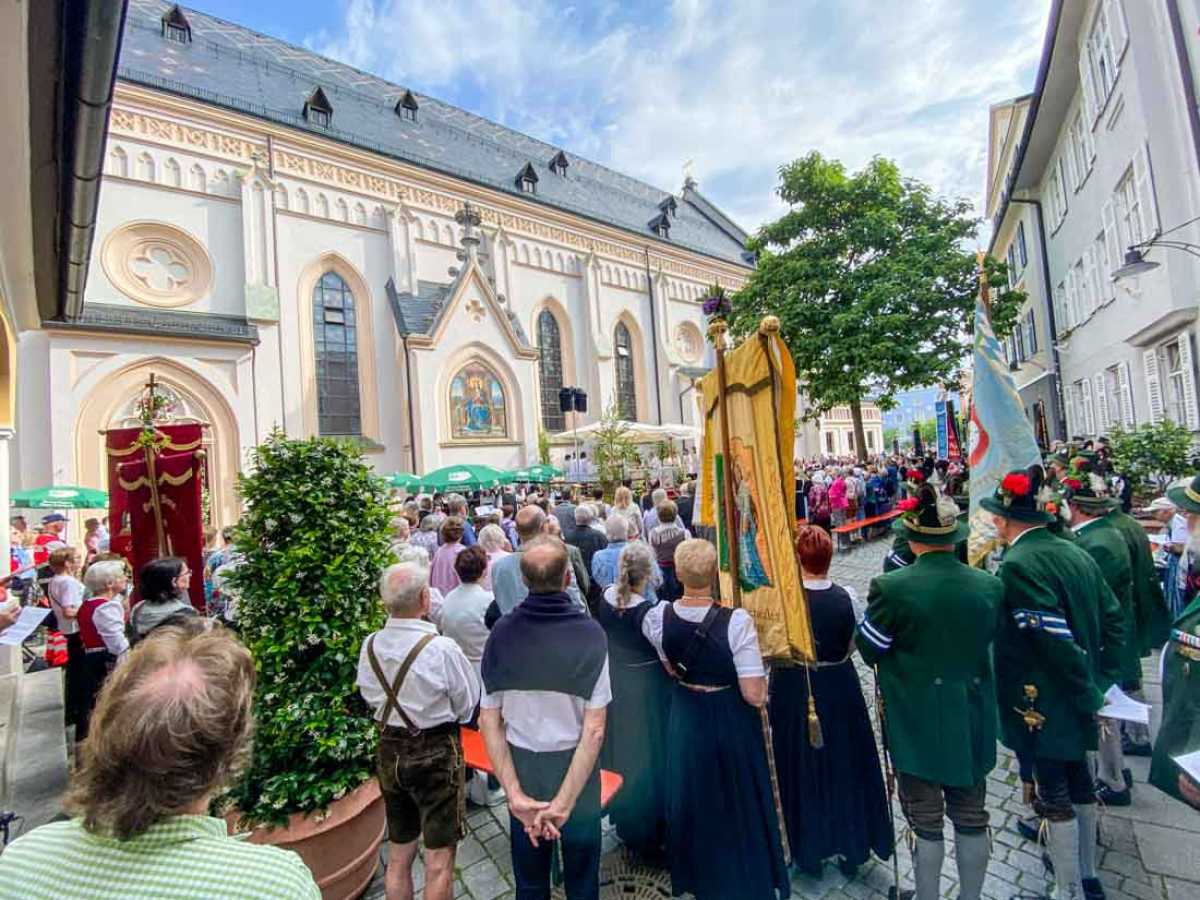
[1113,214,1200,281]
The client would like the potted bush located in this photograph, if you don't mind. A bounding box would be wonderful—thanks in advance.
[225,432,393,899]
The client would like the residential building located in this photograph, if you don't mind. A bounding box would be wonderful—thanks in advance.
[988,0,1200,447]
[817,404,885,458]
[14,1,752,526]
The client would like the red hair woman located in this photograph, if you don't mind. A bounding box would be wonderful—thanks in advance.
[768,526,894,878]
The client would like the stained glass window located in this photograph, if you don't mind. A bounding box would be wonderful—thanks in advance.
[614,322,637,421]
[537,310,565,432]
[313,271,361,436]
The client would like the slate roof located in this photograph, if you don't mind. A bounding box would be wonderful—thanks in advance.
[119,0,753,268]
[385,277,530,347]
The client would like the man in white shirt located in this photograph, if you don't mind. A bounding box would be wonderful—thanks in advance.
[479,538,609,900]
[356,561,480,900]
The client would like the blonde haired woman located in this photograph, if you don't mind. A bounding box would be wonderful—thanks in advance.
[596,541,669,858]
[611,486,642,536]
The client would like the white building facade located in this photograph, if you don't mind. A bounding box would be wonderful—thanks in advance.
[988,0,1200,447]
[14,1,751,527]
[817,405,885,458]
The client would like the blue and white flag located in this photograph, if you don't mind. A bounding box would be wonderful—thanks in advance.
[968,295,1041,564]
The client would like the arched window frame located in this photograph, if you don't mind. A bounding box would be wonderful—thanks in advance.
[312,271,362,437]
[537,309,566,432]
[614,321,637,421]
[447,359,510,442]
[297,254,379,443]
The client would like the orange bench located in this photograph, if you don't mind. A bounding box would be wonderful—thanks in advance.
[832,509,901,547]
[459,726,624,808]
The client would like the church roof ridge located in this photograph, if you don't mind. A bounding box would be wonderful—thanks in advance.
[121,0,752,267]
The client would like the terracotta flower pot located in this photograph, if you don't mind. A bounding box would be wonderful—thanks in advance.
[229,778,385,900]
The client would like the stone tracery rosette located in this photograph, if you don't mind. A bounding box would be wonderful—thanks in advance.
[101,221,213,308]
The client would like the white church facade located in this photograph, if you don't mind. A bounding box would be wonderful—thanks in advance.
[13,1,752,527]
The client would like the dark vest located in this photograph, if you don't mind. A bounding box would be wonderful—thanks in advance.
[662,604,737,687]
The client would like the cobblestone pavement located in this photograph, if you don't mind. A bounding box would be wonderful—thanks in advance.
[367,538,1200,900]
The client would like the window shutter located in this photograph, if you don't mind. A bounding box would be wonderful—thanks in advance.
[1144,347,1165,424]
[1082,250,1096,316]
[1081,378,1096,435]
[1102,199,1121,276]
[1118,360,1136,427]
[1107,0,1129,63]
[1064,382,1076,436]
[1027,310,1038,354]
[1088,246,1106,310]
[1094,372,1110,433]
[1057,157,1070,219]
[1066,268,1079,327]
[1133,142,1161,240]
[1080,49,1099,127]
[1178,332,1200,431]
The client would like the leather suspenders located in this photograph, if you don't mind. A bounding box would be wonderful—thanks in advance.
[366,632,436,735]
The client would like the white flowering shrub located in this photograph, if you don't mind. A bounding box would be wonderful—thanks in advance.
[225,431,392,826]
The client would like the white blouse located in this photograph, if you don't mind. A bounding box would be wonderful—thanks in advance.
[640,601,765,677]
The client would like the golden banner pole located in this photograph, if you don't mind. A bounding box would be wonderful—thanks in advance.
[707,318,742,609]
[706,316,790,865]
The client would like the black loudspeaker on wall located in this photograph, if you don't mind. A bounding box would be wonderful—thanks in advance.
[573,390,588,413]
[559,388,574,413]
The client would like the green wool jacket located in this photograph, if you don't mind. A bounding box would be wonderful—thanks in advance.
[1073,516,1140,687]
[1149,594,1200,803]
[857,551,1002,787]
[1107,509,1171,655]
[994,527,1126,761]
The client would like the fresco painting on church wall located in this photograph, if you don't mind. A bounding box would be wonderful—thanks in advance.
[450,362,508,440]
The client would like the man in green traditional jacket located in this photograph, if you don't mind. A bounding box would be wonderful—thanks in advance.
[1066,479,1138,806]
[1153,475,1200,810]
[857,485,1001,900]
[985,469,1126,900]
[1107,499,1171,758]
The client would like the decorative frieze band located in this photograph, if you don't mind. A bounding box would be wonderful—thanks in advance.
[111,102,745,291]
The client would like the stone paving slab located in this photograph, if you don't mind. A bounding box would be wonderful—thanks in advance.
[367,538,1200,899]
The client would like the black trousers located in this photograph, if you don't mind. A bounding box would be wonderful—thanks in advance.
[509,744,601,900]
[1033,757,1094,820]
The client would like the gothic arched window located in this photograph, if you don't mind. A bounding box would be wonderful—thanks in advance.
[537,310,565,432]
[614,321,637,421]
[313,271,361,436]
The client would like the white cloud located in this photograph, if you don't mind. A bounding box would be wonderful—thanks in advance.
[311,0,1050,239]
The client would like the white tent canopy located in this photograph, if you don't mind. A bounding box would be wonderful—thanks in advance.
[550,420,701,445]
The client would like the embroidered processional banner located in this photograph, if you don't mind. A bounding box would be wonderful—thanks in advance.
[106,424,207,611]
[696,321,815,663]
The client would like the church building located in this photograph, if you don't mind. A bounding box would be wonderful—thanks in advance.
[15,1,752,527]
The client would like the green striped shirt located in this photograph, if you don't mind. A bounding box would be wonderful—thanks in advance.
[0,815,320,898]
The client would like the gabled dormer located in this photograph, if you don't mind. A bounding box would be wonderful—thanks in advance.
[658,195,677,217]
[549,151,569,176]
[395,90,419,123]
[162,5,192,44]
[515,162,538,195]
[303,87,333,128]
[649,212,671,239]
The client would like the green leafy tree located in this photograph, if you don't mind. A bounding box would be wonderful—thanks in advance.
[537,428,552,466]
[226,431,392,826]
[731,152,1024,461]
[1107,421,1197,495]
[592,399,641,489]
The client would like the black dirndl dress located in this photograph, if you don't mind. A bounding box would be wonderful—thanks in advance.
[769,583,893,874]
[596,596,670,855]
[661,604,790,900]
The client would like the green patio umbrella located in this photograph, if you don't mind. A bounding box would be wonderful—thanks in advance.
[508,463,564,483]
[11,485,109,509]
[416,464,507,492]
[386,472,422,491]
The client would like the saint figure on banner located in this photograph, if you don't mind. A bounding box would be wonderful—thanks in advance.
[732,438,772,590]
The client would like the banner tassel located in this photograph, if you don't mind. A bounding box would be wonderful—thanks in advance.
[804,665,824,749]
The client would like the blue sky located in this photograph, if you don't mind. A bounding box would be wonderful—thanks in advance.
[191,0,1051,239]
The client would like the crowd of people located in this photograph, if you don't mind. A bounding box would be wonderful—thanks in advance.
[1,444,1199,900]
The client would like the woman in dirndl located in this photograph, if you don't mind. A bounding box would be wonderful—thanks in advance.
[642,539,789,900]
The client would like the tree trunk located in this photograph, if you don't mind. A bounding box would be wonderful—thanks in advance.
[849,397,868,463]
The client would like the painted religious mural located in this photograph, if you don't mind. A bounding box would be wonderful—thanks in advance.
[449,362,508,440]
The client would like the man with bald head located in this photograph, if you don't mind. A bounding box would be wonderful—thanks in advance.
[488,504,585,621]
[480,537,610,900]
[0,620,321,897]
